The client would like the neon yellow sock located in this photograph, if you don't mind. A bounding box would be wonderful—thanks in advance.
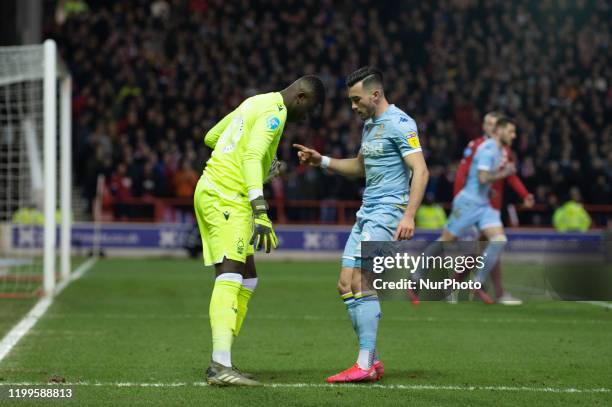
[234,286,254,338]
[209,279,241,361]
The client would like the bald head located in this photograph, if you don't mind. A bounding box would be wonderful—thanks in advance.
[483,111,505,137]
[296,75,326,109]
[281,75,325,123]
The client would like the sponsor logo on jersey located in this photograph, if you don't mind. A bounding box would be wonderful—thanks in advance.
[361,141,384,157]
[267,115,280,130]
[406,131,420,148]
[399,117,409,123]
[277,104,284,111]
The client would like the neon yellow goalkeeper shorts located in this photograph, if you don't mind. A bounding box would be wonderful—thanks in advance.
[193,176,254,266]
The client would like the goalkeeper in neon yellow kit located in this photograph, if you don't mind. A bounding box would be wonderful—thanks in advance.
[195,76,325,386]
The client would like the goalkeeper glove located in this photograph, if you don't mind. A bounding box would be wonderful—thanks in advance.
[264,156,281,184]
[250,196,278,253]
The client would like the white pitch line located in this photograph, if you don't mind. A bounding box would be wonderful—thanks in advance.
[0,381,608,394]
[54,257,98,294]
[581,301,612,310]
[0,258,98,363]
[44,313,612,325]
[0,297,53,362]
[505,284,612,310]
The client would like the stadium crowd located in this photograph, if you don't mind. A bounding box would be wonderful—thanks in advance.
[50,0,611,224]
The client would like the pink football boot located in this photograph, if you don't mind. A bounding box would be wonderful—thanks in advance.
[473,288,495,304]
[326,364,377,383]
[372,360,384,381]
[407,288,420,306]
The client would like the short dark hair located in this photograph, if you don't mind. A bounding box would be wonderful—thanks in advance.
[485,111,504,120]
[495,117,515,129]
[299,74,326,108]
[346,66,384,90]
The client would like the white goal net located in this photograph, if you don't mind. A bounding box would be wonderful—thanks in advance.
[0,40,72,298]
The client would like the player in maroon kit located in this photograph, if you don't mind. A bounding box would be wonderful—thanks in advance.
[453,111,534,305]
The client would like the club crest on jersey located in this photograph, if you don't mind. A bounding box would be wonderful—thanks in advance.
[267,115,280,130]
[406,131,420,148]
[375,123,385,138]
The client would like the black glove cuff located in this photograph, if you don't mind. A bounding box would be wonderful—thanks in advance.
[250,196,268,215]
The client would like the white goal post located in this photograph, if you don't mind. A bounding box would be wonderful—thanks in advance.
[0,39,72,297]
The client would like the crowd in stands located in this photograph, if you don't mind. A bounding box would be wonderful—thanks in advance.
[50,0,611,224]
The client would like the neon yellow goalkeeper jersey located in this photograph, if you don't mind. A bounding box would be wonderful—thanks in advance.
[202,92,287,199]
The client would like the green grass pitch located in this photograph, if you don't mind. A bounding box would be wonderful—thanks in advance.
[0,258,610,406]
